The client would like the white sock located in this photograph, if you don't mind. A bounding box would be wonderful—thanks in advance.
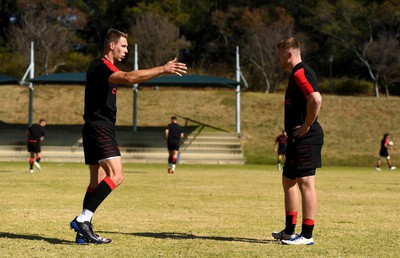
[172,164,176,171]
[76,208,94,222]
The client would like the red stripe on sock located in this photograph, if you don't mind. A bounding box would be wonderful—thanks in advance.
[303,219,315,226]
[29,158,34,164]
[103,177,116,191]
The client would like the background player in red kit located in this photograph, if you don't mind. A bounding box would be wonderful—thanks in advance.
[274,130,288,171]
[165,116,184,174]
[26,118,46,173]
[376,133,396,171]
[272,37,324,245]
[70,28,187,244]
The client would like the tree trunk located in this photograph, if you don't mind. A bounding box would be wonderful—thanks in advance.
[374,80,379,98]
[272,77,278,93]
[265,77,270,94]
[385,85,390,97]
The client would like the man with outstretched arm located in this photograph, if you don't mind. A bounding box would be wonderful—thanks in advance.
[70,28,187,244]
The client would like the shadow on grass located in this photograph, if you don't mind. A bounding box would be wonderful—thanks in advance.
[0,231,277,245]
[100,231,276,244]
[0,170,27,174]
[122,170,147,174]
[0,232,74,245]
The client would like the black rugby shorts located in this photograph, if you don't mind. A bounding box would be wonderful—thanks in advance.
[278,146,286,155]
[283,143,322,180]
[379,149,389,158]
[167,140,180,151]
[27,141,41,153]
[82,121,121,165]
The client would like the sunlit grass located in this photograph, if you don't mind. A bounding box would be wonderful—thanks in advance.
[0,162,399,257]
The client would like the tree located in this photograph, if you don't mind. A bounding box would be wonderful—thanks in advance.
[367,34,400,97]
[9,0,87,75]
[76,0,138,57]
[0,0,17,44]
[240,7,294,93]
[312,0,400,97]
[212,6,295,92]
[129,12,190,68]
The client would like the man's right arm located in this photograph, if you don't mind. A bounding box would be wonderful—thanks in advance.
[164,128,169,142]
[108,58,187,85]
[293,92,322,138]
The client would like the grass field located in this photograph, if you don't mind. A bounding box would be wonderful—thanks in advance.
[0,162,399,257]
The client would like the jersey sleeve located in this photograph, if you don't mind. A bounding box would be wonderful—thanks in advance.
[384,139,389,147]
[294,68,318,97]
[101,58,119,80]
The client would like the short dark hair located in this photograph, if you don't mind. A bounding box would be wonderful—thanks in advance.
[104,28,127,51]
[39,118,46,123]
[171,116,177,120]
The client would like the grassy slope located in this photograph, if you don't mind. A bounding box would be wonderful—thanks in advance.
[1,85,399,166]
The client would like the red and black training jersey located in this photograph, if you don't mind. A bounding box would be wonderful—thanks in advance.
[276,135,288,149]
[166,123,183,142]
[284,62,324,144]
[28,124,45,142]
[83,57,119,125]
[379,138,389,157]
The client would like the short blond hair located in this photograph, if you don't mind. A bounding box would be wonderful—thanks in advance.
[277,37,300,51]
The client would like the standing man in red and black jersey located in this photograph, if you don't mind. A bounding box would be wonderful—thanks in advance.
[274,130,288,171]
[165,116,184,174]
[26,118,46,173]
[271,37,324,245]
[70,28,187,244]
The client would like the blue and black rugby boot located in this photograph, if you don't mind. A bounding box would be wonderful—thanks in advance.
[75,232,112,245]
[70,217,111,244]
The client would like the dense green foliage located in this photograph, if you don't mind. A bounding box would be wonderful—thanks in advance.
[0,0,399,95]
[319,77,372,95]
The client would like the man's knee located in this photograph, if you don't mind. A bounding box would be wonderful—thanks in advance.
[100,158,124,186]
[297,175,316,191]
[111,171,124,186]
[117,174,124,186]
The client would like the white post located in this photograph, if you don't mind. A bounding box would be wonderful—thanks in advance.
[133,44,138,132]
[28,41,34,127]
[235,46,241,137]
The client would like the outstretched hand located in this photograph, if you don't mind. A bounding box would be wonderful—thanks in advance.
[163,58,187,76]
